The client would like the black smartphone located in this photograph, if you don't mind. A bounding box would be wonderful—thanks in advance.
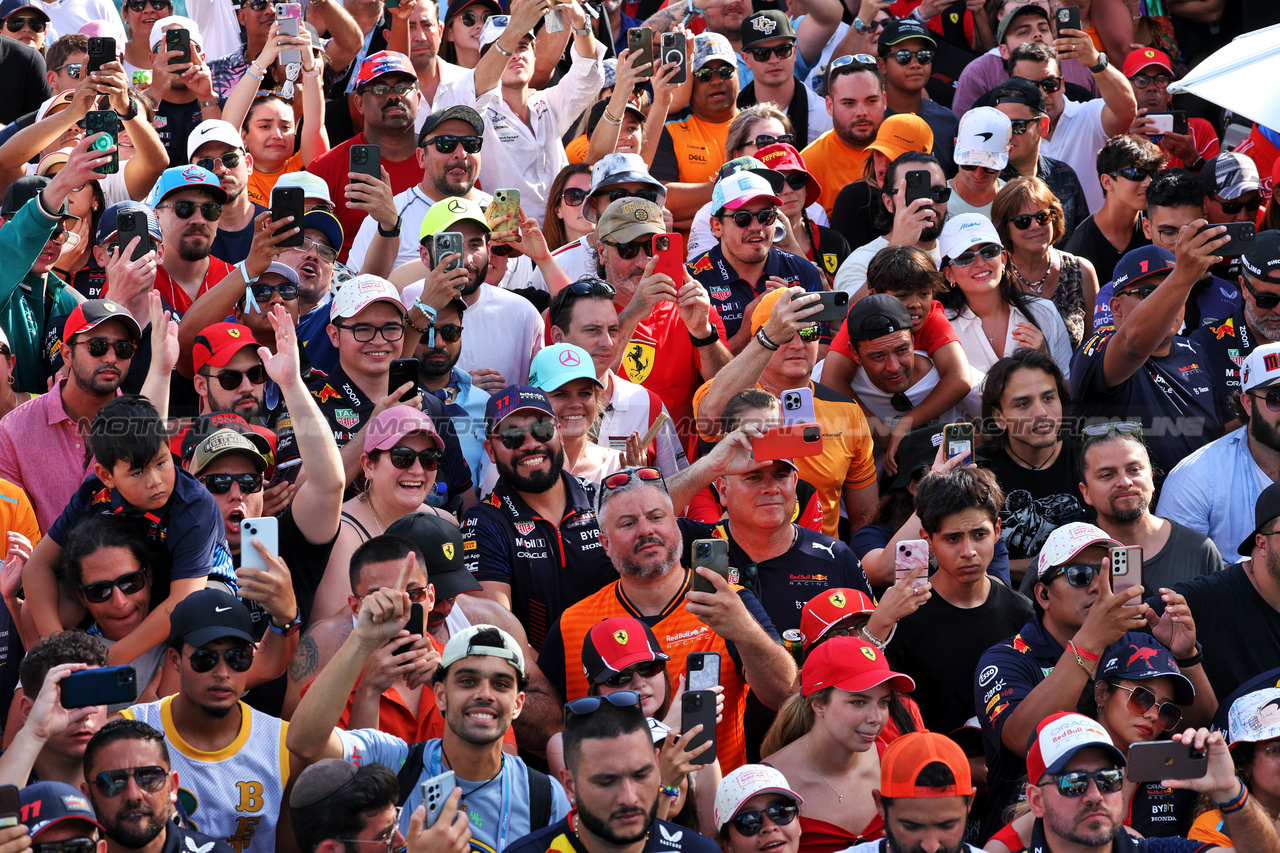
[660,32,687,85]
[431,232,464,272]
[1198,221,1256,257]
[794,290,848,323]
[1055,5,1080,33]
[117,209,151,261]
[165,28,191,66]
[389,358,419,402]
[271,186,305,247]
[86,36,115,76]
[681,689,717,764]
[904,169,932,206]
[1126,741,1208,783]
[394,603,424,656]
[0,785,18,829]
[85,110,119,176]
[687,651,720,691]
[627,27,654,79]
[690,538,729,594]
[61,665,137,708]
[350,144,381,181]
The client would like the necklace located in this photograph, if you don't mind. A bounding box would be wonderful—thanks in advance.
[1011,253,1052,294]
[442,744,504,805]
[806,735,848,804]
[1006,442,1058,471]
[573,810,649,847]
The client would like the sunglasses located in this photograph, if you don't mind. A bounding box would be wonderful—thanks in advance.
[194,152,242,173]
[1041,768,1125,797]
[1031,75,1062,93]
[156,200,224,221]
[50,227,71,245]
[601,466,665,493]
[1081,421,1143,440]
[1241,274,1280,312]
[33,840,96,853]
[497,418,556,450]
[250,281,300,302]
[960,163,1000,175]
[560,186,587,207]
[188,647,254,673]
[604,188,661,205]
[431,134,483,155]
[602,659,666,688]
[126,0,172,8]
[77,338,136,360]
[887,186,952,203]
[1112,167,1158,182]
[1249,389,1280,412]
[1113,683,1182,730]
[565,690,641,716]
[1010,209,1052,229]
[566,278,616,297]
[601,237,654,259]
[79,569,148,604]
[363,82,417,98]
[385,446,444,471]
[92,765,168,798]
[1130,73,1171,89]
[951,244,1003,267]
[755,133,795,149]
[781,172,809,191]
[748,43,793,62]
[1047,563,1102,587]
[201,364,267,390]
[459,9,491,26]
[828,53,878,82]
[244,0,274,9]
[797,324,820,342]
[335,322,404,343]
[692,65,736,82]
[730,803,799,837]
[1009,118,1038,135]
[890,391,913,413]
[425,323,463,343]
[1216,195,1262,215]
[724,208,779,228]
[5,16,45,31]
[200,472,264,495]
[889,48,932,65]
[52,61,82,79]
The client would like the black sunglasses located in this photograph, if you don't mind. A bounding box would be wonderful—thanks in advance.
[79,568,148,604]
[1009,209,1052,229]
[425,323,463,343]
[77,338,136,360]
[459,8,491,26]
[724,208,778,228]
[748,43,793,62]
[566,278,616,297]
[605,188,661,204]
[384,445,444,471]
[156,200,223,221]
[1112,166,1158,183]
[755,133,795,149]
[1040,768,1125,797]
[730,803,799,837]
[601,237,654,259]
[250,281,300,302]
[194,152,242,173]
[890,391,913,413]
[951,244,1003,267]
[1249,389,1280,412]
[92,766,168,797]
[187,647,254,673]
[1047,563,1102,587]
[201,365,267,390]
[497,418,556,450]
[888,186,952,203]
[126,0,172,8]
[5,16,45,31]
[33,840,95,853]
[960,163,1000,175]
[1216,195,1263,215]
[1130,73,1171,89]
[244,0,273,9]
[335,322,404,342]
[560,186,587,207]
[1032,75,1062,93]
[889,48,932,65]
[1009,117,1037,135]
[692,65,735,82]
[782,172,809,190]
[430,135,482,155]
[1244,275,1280,312]
[602,659,666,688]
[565,690,641,716]
[200,472,265,495]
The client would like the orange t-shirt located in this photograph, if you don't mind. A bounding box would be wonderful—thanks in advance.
[801,131,870,216]
[247,151,305,208]
[663,114,733,183]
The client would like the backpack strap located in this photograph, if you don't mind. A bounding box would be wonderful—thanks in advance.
[396,741,429,807]
[525,765,553,830]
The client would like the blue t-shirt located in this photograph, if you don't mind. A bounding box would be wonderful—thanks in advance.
[1188,308,1256,423]
[1092,274,1240,335]
[687,245,824,341]
[507,815,717,853]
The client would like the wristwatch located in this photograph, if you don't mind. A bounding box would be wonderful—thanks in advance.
[269,613,303,636]
[853,17,873,33]
[573,24,591,35]
[377,216,402,238]
[200,97,220,109]
[1089,53,1109,73]
[116,97,138,121]
[689,326,720,347]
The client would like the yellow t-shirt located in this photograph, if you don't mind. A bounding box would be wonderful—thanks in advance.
[664,113,733,183]
[247,151,305,207]
[801,130,871,216]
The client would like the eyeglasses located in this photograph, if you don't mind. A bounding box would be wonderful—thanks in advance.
[1113,683,1183,730]
[1242,275,1280,310]
[194,151,242,173]
[692,65,736,82]
[782,172,809,190]
[298,236,338,263]
[424,323,463,343]
[200,472,265,495]
[430,134,483,155]
[1111,166,1158,183]
[156,200,224,221]
[565,690,642,716]
[1040,768,1125,797]
[385,446,444,471]
[1130,73,1171,89]
[32,839,96,853]
[76,338,137,360]
[250,281,300,302]
[889,48,933,65]
[201,364,267,390]
[497,418,556,450]
[362,82,417,98]
[601,466,665,493]
[601,237,654,259]
[187,647,254,673]
[1081,421,1143,440]
[1249,389,1280,412]
[960,164,1000,176]
[1009,209,1052,229]
[1009,118,1038,135]
[604,188,661,205]
[951,244,1003,267]
[335,322,404,342]
[459,9,491,26]
[1031,75,1062,93]
[755,133,795,149]
[748,43,794,62]
[565,278,616,297]
[52,62,82,79]
[730,803,800,837]
[560,186,587,207]
[5,16,46,32]
[331,808,405,853]
[1046,563,1102,587]
[244,0,274,10]
[79,569,148,604]
[890,391,912,413]
[92,766,168,798]
[602,659,666,688]
[723,208,779,228]
[1215,195,1263,215]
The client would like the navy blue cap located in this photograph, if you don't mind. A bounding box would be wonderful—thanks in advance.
[844,293,914,342]
[97,201,162,244]
[0,0,49,21]
[1112,245,1176,294]
[19,782,101,838]
[1097,639,1195,705]
[484,385,556,434]
[878,17,935,55]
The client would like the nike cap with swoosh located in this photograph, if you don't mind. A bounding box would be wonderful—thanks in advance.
[169,588,255,648]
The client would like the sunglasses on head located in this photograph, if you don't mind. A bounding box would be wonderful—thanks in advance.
[1009,117,1038,135]
[430,134,483,155]
[201,364,267,390]
[828,53,877,80]
[1112,166,1158,183]
[156,200,224,221]
[560,186,587,207]
[755,133,795,149]
[33,839,96,853]
[566,278,616,297]
[723,208,778,228]
[250,281,300,303]
[77,338,136,360]
[79,568,148,604]
[92,766,168,798]
[601,236,654,259]
[1032,75,1062,93]
[5,16,45,31]
[748,43,793,62]
[1040,768,1125,797]
[1010,209,1052,229]
[200,472,264,495]
[1081,421,1143,440]
[1113,682,1183,730]
[497,418,556,450]
[602,659,666,688]
[1216,195,1262,215]
[52,61,82,79]
[730,803,799,837]
[889,48,932,65]
[188,647,254,673]
[1047,563,1102,587]
[459,8,491,26]
[194,151,242,173]
[384,446,444,471]
[601,466,665,493]
[565,690,642,716]
[950,244,1002,267]
[692,65,736,82]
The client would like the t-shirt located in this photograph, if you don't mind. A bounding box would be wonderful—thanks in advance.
[1129,781,1199,839]
[1042,97,1112,213]
[0,38,50,125]
[152,257,236,316]
[886,100,958,174]
[887,578,1033,733]
[1063,214,1147,283]
[1006,820,1213,853]
[977,442,1090,561]
[453,283,545,390]
[829,299,957,359]
[246,153,304,208]
[652,113,733,184]
[156,100,214,175]
[1188,310,1259,423]
[210,203,268,265]
[506,815,718,853]
[686,244,825,341]
[801,130,871,215]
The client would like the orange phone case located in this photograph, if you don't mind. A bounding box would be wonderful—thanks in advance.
[752,423,823,462]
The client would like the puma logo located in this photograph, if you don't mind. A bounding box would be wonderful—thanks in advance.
[811,541,836,558]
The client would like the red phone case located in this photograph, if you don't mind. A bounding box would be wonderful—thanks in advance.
[752,423,823,462]
[653,232,684,282]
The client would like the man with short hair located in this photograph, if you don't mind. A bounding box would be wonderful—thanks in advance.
[735,10,832,147]
[405,0,467,110]
[412,298,490,485]
[801,55,886,216]
[1202,152,1264,226]
[948,107,1011,220]
[191,322,267,421]
[188,119,263,265]
[878,19,958,172]
[148,165,236,315]
[1125,47,1219,171]
[1064,134,1163,283]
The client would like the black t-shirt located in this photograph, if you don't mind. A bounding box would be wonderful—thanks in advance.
[1130,780,1199,839]
[1063,214,1147,282]
[0,38,50,125]
[1140,520,1223,590]
[156,99,213,176]
[977,442,1090,562]
[830,180,884,251]
[887,577,1033,733]
[210,203,268,265]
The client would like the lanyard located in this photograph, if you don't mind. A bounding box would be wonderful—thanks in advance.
[425,740,514,851]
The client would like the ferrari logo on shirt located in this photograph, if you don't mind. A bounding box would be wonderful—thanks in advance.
[614,630,629,645]
[624,341,655,383]
[823,253,838,274]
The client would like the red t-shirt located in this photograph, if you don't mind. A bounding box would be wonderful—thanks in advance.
[306,134,427,261]
[1164,118,1221,170]
[829,298,956,360]
[1237,125,1279,200]
[146,257,236,315]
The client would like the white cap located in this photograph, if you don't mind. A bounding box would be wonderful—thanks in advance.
[714,765,804,831]
[330,274,406,321]
[35,90,75,123]
[711,170,781,214]
[479,14,511,48]
[263,261,300,285]
[1034,522,1122,581]
[187,120,244,161]
[1240,342,1280,397]
[1228,688,1280,746]
[275,171,334,206]
[939,213,1002,264]
[954,106,1012,171]
[150,15,202,52]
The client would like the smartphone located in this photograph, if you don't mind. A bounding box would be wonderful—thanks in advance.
[395,602,425,657]
[0,786,17,829]
[385,0,401,7]
[271,186,305,247]
[904,169,932,206]
[61,665,137,709]
[653,232,684,282]
[276,5,302,66]
[627,27,654,78]
[691,538,730,594]
[432,232,464,272]
[895,538,930,588]
[794,290,849,323]
[544,5,565,33]
[486,189,521,240]
[239,517,279,572]
[1126,741,1208,783]
[944,422,974,464]
[681,689,717,764]
[752,423,823,462]
[86,36,115,76]
[420,770,457,828]
[165,28,191,66]
[85,110,119,176]
[781,387,816,426]
[1055,5,1080,33]
[389,358,419,402]
[116,209,151,262]
[350,144,381,181]
[1198,221,1256,257]
[687,651,720,691]
[660,32,687,84]
[1147,110,1188,135]
[1109,545,1143,595]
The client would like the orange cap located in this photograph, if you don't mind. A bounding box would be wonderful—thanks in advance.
[750,287,791,335]
[865,114,934,163]
[879,731,976,799]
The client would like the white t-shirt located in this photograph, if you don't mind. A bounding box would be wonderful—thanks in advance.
[945,178,1004,220]
[347,186,492,274]
[1042,97,1110,214]
[454,282,544,386]
[187,0,242,62]
[37,0,126,42]
[848,349,981,428]
[946,297,1073,380]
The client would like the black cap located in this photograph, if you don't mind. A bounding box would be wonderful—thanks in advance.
[1242,230,1280,284]
[419,105,484,139]
[844,293,913,342]
[1240,482,1280,557]
[168,589,255,648]
[385,512,483,599]
[878,17,936,55]
[888,426,942,490]
[992,77,1047,114]
[741,10,795,49]
[1,175,70,219]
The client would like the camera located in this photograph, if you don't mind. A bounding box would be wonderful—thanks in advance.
[352,148,368,163]
[685,692,703,708]
[655,235,670,252]
[783,391,801,411]
[802,425,820,441]
[695,542,711,560]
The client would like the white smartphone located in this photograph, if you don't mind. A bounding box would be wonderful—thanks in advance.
[781,387,816,426]
[239,517,279,571]
[421,770,456,828]
[895,538,930,589]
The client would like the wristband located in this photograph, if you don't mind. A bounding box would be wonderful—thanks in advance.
[239,261,261,313]
[601,107,623,125]
[754,327,780,351]
[573,24,591,35]
[659,785,681,799]
[1215,782,1248,814]
[1175,642,1204,668]
[689,325,719,347]
[269,614,302,636]
[117,97,139,121]
[303,65,323,77]
[249,61,267,78]
[246,66,266,81]
[200,98,220,109]
[413,300,437,323]
[377,216,402,238]
[492,41,514,56]
[1066,641,1097,678]
[1067,640,1099,662]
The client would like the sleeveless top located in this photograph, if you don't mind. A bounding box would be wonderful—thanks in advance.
[1053,252,1086,349]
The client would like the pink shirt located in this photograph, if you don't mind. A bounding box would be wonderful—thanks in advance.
[0,383,95,532]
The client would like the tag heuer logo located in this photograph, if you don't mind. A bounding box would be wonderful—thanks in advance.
[335,408,359,428]
[515,521,535,535]
[751,16,776,33]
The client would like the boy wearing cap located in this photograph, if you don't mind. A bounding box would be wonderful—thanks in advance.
[736,11,834,148]
[1203,152,1264,228]
[1124,48,1219,171]
[187,119,264,265]
[878,19,958,172]
[948,108,1012,219]
[1063,135,1165,283]
[148,165,235,315]
[17,782,107,853]
[801,57,887,217]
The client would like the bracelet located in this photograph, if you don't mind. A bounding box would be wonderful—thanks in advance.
[858,625,886,651]
[303,65,323,77]
[601,107,623,125]
[249,61,267,78]
[1066,641,1097,678]
[405,315,429,335]
[755,327,780,351]
[573,25,591,35]
[492,41,513,56]
[246,66,266,81]
[1066,640,1099,662]
[1215,782,1248,814]
[413,299,438,323]
[659,785,681,799]
[200,98,220,108]
[1175,642,1204,668]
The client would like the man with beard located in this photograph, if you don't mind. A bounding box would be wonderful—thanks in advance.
[191,322,267,422]
[801,55,886,216]
[121,590,303,853]
[146,17,224,173]
[188,120,264,265]
[82,719,233,853]
[149,165,235,316]
[504,696,717,853]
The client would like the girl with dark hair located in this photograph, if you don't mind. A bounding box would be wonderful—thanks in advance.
[543,163,592,250]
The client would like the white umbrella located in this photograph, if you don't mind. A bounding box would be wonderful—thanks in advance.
[1169,23,1280,130]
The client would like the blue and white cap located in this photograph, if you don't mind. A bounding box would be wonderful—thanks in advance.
[711,170,781,215]
[147,164,229,206]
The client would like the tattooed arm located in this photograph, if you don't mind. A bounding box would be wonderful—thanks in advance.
[281,614,354,721]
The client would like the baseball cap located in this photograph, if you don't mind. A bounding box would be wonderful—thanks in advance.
[939,214,1003,265]
[35,90,76,124]
[581,616,670,685]
[19,782,101,839]
[954,107,1012,171]
[801,636,915,696]
[1202,152,1262,201]
[190,427,269,475]
[1111,245,1176,295]
[711,170,781,214]
[1238,481,1280,557]
[479,15,516,49]
[168,588,255,648]
[1241,341,1280,399]
[440,624,526,678]
[843,293,913,343]
[992,76,1047,114]
[96,201,161,244]
[275,171,333,206]
[865,114,934,163]
[35,148,72,179]
[879,731,976,798]
[0,0,48,22]
[63,299,142,344]
[1228,688,1280,747]
[354,50,416,88]
[749,287,800,336]
[888,426,943,490]
[149,16,202,52]
[329,273,405,320]
[187,119,244,161]
[192,322,258,374]
[800,588,876,650]
[176,412,274,463]
[596,197,664,243]
[484,384,557,433]
[741,10,795,49]
[1097,639,1195,705]
[386,512,483,599]
[290,760,359,809]
[996,4,1049,43]
[1026,711,1126,784]
[1033,522,1122,582]
[529,343,602,392]
[1242,229,1280,284]
[441,0,501,21]
[878,17,936,54]
[713,765,804,832]
[419,196,490,243]
[717,155,785,193]
[147,164,229,206]
[1121,46,1173,79]
[693,32,736,71]
[421,104,484,138]
[364,404,443,453]
[1,175,67,219]
[303,209,344,253]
